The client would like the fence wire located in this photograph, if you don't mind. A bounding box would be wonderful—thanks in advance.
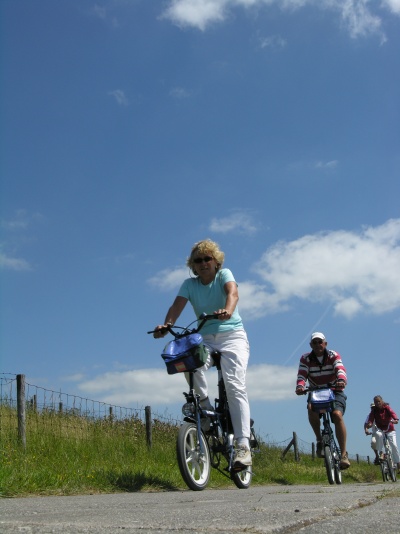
[0,374,181,445]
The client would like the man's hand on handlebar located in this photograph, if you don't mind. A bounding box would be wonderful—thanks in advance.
[335,380,346,391]
[295,386,305,396]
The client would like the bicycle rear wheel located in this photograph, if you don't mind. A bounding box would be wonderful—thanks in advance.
[324,446,335,485]
[231,466,252,489]
[176,422,211,491]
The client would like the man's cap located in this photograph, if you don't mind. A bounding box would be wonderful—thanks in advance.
[370,403,375,408]
[310,332,326,341]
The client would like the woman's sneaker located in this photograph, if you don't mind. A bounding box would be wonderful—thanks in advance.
[233,447,252,470]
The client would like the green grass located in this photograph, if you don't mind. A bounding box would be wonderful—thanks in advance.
[0,406,383,497]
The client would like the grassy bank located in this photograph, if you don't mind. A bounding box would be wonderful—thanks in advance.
[0,406,381,497]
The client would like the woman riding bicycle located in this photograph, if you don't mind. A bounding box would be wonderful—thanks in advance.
[365,395,400,474]
[153,239,252,470]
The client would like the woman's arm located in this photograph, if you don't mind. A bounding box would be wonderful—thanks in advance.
[164,296,188,325]
[215,280,238,320]
[153,296,188,338]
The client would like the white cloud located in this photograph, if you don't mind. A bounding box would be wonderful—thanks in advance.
[147,267,189,291]
[160,0,394,40]
[0,253,31,271]
[160,0,228,31]
[209,211,258,234]
[109,89,129,106]
[75,363,296,407]
[169,87,191,98]
[314,160,338,170]
[250,218,400,319]
[383,0,400,14]
[258,35,287,49]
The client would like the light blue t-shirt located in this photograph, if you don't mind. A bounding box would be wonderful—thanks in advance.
[177,268,244,335]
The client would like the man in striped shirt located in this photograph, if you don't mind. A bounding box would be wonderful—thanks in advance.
[295,332,350,469]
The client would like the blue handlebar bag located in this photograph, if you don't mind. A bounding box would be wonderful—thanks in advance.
[162,333,209,374]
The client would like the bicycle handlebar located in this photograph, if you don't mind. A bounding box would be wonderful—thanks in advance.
[299,383,344,395]
[147,312,224,337]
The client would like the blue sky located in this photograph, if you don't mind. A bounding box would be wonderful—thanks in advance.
[1,0,399,458]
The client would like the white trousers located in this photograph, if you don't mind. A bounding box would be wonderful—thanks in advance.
[185,329,250,440]
[375,430,400,463]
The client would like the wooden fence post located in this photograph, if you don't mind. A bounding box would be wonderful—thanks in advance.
[17,374,26,450]
[145,406,152,449]
[293,432,300,462]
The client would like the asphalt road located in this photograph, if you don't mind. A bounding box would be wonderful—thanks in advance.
[0,483,399,533]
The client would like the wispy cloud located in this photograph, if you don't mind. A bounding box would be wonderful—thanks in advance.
[109,89,129,106]
[209,211,258,235]
[0,210,43,272]
[160,0,395,41]
[258,35,287,49]
[169,87,191,98]
[314,160,338,170]
[0,253,31,271]
[148,267,189,291]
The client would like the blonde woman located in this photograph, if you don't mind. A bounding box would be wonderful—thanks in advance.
[153,239,251,470]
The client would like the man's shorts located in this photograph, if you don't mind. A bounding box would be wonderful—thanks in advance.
[332,391,347,414]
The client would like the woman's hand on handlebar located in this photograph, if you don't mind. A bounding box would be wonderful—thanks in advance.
[152,324,171,339]
[214,308,231,320]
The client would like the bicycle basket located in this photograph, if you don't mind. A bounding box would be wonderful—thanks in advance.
[161,333,209,375]
[310,389,335,411]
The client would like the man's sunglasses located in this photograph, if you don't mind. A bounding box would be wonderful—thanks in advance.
[193,256,213,264]
[311,339,325,345]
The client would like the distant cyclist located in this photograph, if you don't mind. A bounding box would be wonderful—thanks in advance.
[295,332,350,469]
[365,395,400,474]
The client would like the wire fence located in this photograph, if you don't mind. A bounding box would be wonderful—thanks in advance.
[0,373,371,462]
[0,373,181,447]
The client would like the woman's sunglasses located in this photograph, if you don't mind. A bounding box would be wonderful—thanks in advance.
[193,256,213,264]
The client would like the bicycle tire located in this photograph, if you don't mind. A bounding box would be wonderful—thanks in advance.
[176,422,211,491]
[231,466,252,489]
[324,445,335,485]
[380,460,389,482]
[334,463,342,484]
[386,452,397,482]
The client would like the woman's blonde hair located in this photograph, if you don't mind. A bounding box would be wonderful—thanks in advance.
[186,239,225,276]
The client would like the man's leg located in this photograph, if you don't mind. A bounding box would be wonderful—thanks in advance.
[308,409,322,441]
[331,410,347,453]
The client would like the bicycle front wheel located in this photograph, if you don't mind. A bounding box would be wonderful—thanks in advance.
[380,460,389,482]
[231,466,252,489]
[176,422,211,491]
[324,446,335,485]
[387,454,397,482]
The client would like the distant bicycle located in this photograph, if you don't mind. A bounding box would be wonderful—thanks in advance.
[302,386,342,485]
[148,313,258,491]
[366,422,397,483]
